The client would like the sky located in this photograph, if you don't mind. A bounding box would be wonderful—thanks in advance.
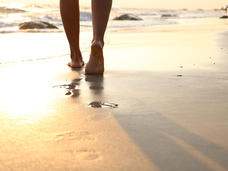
[1,0,227,9]
[110,0,228,9]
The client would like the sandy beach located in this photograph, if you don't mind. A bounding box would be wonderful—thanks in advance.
[0,17,228,170]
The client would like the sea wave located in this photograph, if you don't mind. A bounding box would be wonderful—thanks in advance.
[0,22,18,27]
[0,4,226,33]
[0,6,26,13]
[80,11,92,21]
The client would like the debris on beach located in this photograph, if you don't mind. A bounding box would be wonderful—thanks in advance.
[113,14,142,21]
[88,101,118,109]
[19,21,58,30]
[177,74,183,77]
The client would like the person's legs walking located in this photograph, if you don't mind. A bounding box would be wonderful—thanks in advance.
[60,0,84,68]
[85,0,112,74]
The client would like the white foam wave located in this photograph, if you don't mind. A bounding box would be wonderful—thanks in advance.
[80,12,92,21]
[0,22,18,27]
[0,6,226,33]
[0,6,26,13]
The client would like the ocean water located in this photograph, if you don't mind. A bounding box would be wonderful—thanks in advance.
[0,3,226,33]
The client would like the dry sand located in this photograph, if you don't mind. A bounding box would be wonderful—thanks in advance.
[0,18,228,170]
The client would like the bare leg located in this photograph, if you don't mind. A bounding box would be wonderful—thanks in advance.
[60,0,84,68]
[85,0,112,75]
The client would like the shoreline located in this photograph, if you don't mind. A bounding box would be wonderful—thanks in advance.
[1,17,228,69]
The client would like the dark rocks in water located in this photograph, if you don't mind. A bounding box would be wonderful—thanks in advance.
[19,21,58,30]
[65,91,72,96]
[113,14,143,21]
[0,7,26,13]
[220,15,228,19]
[161,14,177,18]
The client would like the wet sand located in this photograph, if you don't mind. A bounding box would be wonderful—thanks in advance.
[0,18,228,170]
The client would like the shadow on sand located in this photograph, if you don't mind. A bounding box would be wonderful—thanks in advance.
[69,70,228,171]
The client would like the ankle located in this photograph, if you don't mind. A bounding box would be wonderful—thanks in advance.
[91,40,104,48]
[71,49,81,57]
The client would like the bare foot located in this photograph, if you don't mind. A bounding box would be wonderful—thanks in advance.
[68,50,84,68]
[85,41,104,75]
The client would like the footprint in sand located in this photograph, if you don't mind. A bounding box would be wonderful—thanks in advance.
[88,101,118,109]
[56,131,95,142]
[84,153,99,160]
[75,148,100,161]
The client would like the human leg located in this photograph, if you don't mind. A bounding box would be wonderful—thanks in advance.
[85,0,112,74]
[60,0,84,68]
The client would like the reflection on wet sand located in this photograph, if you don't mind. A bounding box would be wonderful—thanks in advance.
[53,78,82,97]
[79,74,105,105]
[53,71,105,102]
[85,75,104,92]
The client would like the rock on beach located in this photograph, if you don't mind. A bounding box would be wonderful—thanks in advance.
[220,15,228,19]
[19,21,58,30]
[113,14,143,21]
